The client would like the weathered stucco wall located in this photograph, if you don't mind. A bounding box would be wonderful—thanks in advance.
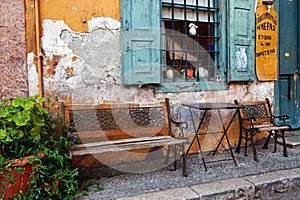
[25,0,275,152]
[27,0,274,104]
[0,0,28,99]
[32,19,274,103]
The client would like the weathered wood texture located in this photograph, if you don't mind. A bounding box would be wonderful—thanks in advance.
[0,0,28,99]
[63,100,188,175]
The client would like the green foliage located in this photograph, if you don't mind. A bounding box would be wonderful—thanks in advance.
[0,95,79,199]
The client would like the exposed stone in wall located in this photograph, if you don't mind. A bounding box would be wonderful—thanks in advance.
[26,18,155,104]
[0,0,28,99]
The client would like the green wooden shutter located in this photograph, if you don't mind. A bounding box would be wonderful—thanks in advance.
[228,0,255,82]
[121,0,162,85]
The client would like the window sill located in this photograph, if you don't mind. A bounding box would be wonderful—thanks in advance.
[155,81,228,93]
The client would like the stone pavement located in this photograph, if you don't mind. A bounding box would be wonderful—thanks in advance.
[76,135,300,200]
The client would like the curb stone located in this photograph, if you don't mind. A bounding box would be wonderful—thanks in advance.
[244,169,300,198]
[114,168,300,200]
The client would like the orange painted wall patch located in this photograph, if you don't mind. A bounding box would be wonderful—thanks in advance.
[39,0,120,32]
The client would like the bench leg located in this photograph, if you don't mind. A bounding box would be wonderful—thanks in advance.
[174,144,178,171]
[165,145,171,167]
[165,143,188,176]
[165,144,184,172]
[165,144,177,171]
[182,144,188,177]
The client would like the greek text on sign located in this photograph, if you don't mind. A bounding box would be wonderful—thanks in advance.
[255,6,278,81]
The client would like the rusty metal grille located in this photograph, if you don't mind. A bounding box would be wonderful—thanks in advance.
[69,106,166,132]
[242,104,269,119]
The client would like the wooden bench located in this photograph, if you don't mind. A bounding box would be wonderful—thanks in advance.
[234,98,290,161]
[62,98,189,176]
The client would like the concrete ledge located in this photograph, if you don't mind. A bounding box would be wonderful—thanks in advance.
[190,178,255,200]
[116,187,199,200]
[284,136,300,148]
[244,169,300,198]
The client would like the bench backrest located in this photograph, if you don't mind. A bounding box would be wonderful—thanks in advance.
[62,100,170,142]
[234,98,273,127]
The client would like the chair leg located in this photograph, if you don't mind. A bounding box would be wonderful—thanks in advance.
[273,131,278,153]
[250,136,258,162]
[281,131,288,157]
[244,132,249,156]
[263,130,273,149]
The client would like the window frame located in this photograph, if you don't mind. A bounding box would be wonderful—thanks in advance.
[120,0,256,93]
[158,0,228,92]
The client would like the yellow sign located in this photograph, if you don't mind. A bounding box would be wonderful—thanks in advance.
[255,4,278,81]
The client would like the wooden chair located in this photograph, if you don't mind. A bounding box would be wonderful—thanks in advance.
[234,98,290,161]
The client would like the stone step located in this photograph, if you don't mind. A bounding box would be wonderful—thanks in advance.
[286,130,300,136]
[284,136,300,148]
[276,134,300,148]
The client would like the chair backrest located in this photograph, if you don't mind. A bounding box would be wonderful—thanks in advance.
[234,98,273,127]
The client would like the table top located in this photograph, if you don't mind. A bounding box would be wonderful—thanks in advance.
[182,102,239,110]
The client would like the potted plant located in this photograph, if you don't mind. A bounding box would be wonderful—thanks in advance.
[0,95,79,199]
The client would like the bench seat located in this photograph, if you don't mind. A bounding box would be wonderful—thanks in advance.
[71,136,188,156]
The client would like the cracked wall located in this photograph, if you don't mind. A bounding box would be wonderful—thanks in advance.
[27,18,274,104]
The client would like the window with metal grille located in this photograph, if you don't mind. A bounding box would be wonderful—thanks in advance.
[162,0,219,82]
[121,0,256,91]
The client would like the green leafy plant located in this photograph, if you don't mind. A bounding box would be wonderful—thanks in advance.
[0,95,79,199]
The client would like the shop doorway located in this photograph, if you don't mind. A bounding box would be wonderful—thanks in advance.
[277,0,300,123]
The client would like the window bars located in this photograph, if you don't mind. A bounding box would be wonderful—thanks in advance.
[162,0,219,82]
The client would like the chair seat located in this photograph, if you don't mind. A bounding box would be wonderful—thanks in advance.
[258,125,290,131]
[243,124,290,131]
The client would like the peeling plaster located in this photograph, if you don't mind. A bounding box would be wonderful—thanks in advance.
[29,17,275,106]
[42,20,73,55]
[38,17,125,104]
[88,17,120,31]
[27,52,39,96]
